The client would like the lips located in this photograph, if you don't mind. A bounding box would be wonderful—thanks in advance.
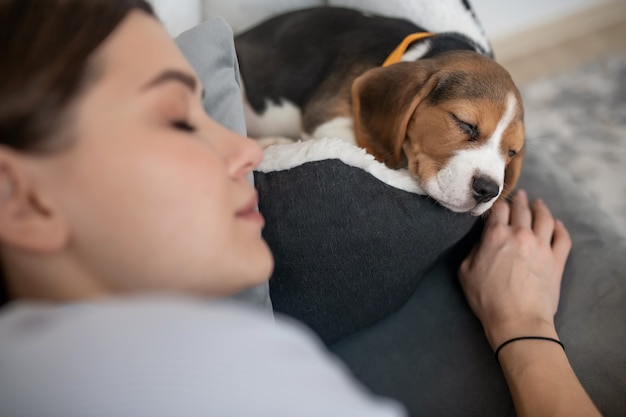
[236,193,265,224]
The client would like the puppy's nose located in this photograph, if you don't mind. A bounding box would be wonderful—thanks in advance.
[472,176,500,204]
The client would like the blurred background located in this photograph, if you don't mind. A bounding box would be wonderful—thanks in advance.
[473,0,626,84]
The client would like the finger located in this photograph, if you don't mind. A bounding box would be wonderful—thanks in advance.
[510,189,532,229]
[459,243,479,276]
[487,199,510,227]
[531,198,556,242]
[552,219,572,267]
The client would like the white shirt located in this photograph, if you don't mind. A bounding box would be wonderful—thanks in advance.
[0,297,405,417]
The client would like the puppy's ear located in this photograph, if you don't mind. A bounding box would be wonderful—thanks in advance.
[351,62,439,167]
[502,148,525,198]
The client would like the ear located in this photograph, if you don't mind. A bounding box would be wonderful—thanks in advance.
[351,62,440,167]
[501,147,525,198]
[0,148,68,253]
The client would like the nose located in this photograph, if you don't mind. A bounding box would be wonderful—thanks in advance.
[228,134,263,178]
[472,176,500,204]
[216,127,263,179]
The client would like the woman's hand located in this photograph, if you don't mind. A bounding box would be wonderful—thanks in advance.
[458,190,572,350]
[458,191,602,417]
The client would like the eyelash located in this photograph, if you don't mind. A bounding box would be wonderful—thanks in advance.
[451,113,479,142]
[172,120,197,133]
[449,114,519,157]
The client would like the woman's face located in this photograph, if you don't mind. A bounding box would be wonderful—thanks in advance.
[27,11,273,297]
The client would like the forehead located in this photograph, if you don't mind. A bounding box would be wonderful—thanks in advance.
[424,51,519,105]
[428,71,502,105]
[93,11,195,90]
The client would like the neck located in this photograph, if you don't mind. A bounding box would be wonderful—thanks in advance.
[386,32,488,66]
[2,248,109,303]
[383,32,434,67]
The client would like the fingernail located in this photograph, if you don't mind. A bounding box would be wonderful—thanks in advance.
[516,189,527,198]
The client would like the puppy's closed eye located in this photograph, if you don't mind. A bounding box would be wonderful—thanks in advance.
[450,113,479,142]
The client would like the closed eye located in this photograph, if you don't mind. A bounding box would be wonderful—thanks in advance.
[450,113,479,142]
[172,120,197,133]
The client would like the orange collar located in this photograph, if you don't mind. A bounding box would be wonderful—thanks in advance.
[382,32,434,67]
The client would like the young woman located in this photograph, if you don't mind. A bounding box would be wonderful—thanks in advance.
[0,1,600,416]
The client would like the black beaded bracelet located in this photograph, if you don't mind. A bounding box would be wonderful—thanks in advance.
[495,336,565,362]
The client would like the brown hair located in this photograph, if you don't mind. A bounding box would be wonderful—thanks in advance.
[0,0,155,302]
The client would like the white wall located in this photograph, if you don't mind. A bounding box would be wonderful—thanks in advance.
[147,0,613,39]
[471,0,609,39]
[147,0,202,36]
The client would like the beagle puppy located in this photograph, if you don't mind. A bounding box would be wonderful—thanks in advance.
[235,7,525,216]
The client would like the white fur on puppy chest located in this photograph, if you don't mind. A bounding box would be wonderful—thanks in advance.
[242,91,302,139]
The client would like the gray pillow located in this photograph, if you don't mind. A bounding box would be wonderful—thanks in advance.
[175,17,247,135]
[176,18,272,313]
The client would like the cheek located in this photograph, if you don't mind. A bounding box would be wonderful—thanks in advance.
[500,122,525,158]
[58,127,235,290]
[405,112,457,182]
[98,138,226,227]
[115,144,229,245]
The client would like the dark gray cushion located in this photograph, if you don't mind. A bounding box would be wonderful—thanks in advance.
[255,161,477,344]
[329,145,626,417]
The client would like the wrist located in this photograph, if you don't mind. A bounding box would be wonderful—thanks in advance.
[495,336,564,363]
[484,317,558,352]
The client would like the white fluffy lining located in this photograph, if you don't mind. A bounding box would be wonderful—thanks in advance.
[257,137,425,195]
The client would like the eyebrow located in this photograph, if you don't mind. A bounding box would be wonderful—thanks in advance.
[142,69,205,99]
